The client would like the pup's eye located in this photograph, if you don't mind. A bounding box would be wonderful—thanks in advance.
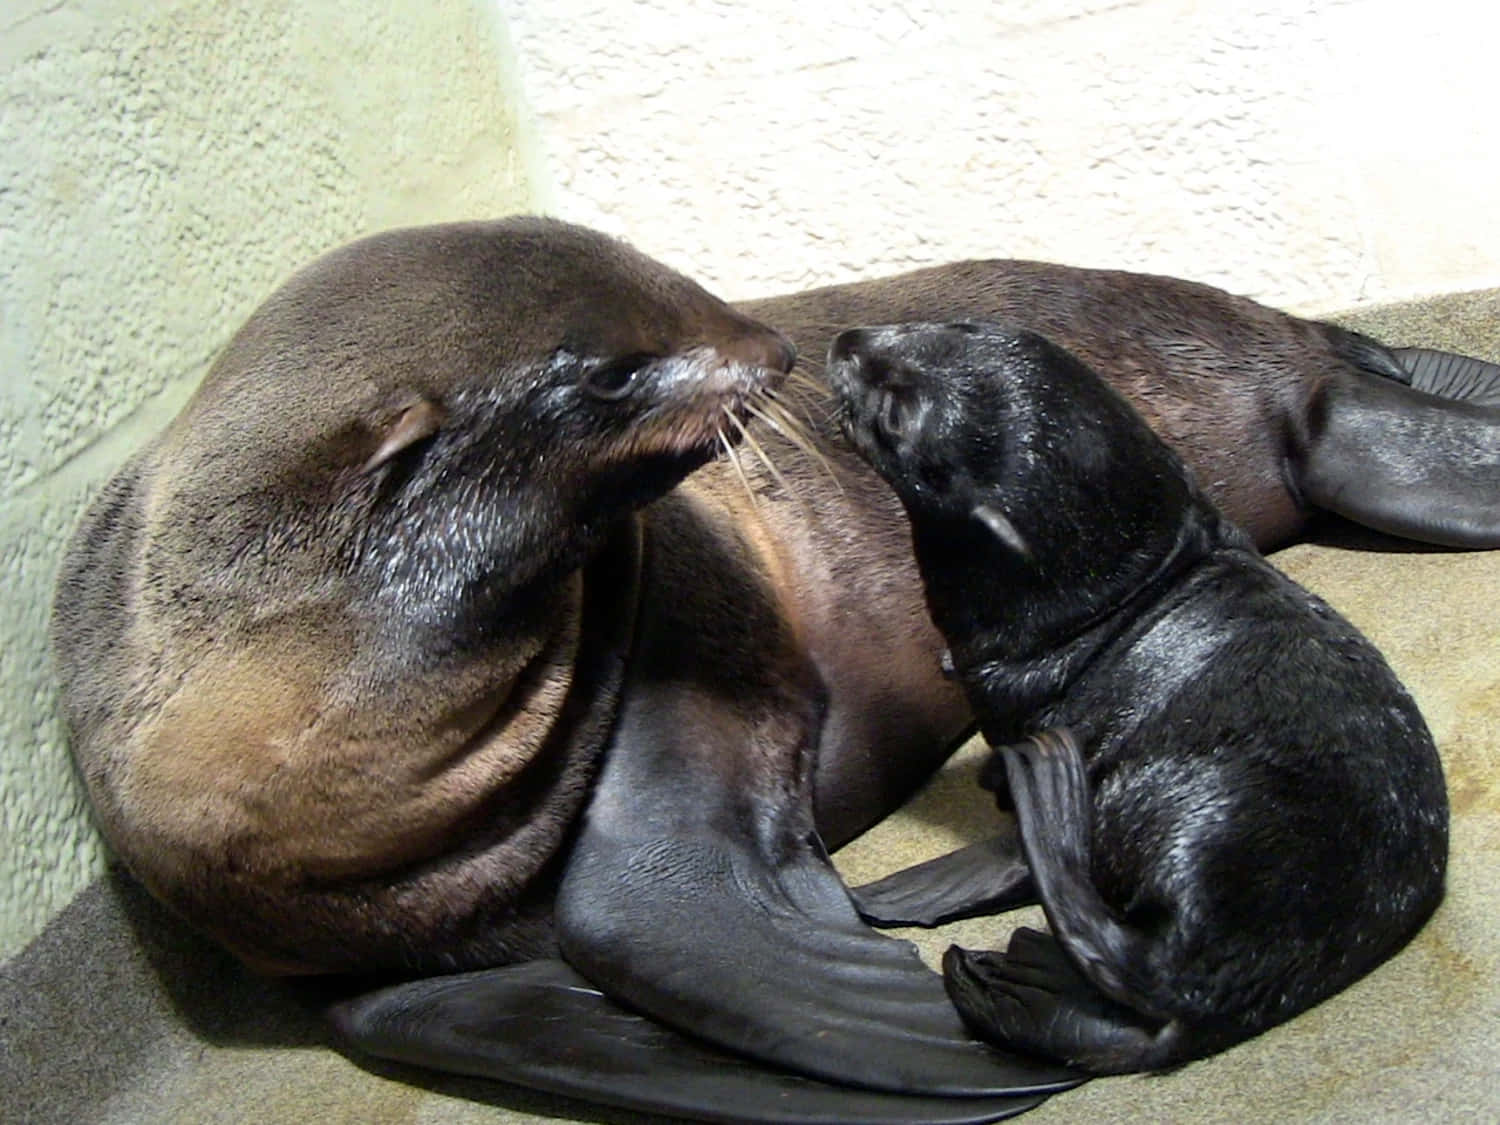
[582,353,656,401]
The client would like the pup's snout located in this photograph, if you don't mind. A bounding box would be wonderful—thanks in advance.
[828,327,915,394]
[829,327,876,367]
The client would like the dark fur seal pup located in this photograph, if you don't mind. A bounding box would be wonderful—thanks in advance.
[828,321,1450,1073]
[52,219,1497,1121]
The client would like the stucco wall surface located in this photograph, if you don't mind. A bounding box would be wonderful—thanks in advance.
[499,0,1500,311]
[0,0,543,960]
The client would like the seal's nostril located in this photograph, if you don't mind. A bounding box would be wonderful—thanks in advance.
[771,331,797,374]
[722,324,798,374]
[829,328,872,366]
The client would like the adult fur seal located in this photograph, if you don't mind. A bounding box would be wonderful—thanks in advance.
[50,217,1075,1124]
[829,321,1449,1072]
[51,218,1498,1120]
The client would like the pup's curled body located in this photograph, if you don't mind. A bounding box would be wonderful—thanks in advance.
[831,322,1449,1073]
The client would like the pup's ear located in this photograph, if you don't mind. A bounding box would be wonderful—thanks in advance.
[364,398,446,472]
[972,504,1031,559]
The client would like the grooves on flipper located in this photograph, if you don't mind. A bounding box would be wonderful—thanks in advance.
[1392,346,1500,406]
[329,959,1053,1125]
[1323,323,1500,405]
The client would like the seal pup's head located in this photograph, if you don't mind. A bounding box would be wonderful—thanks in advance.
[827,322,1223,666]
[52,217,795,974]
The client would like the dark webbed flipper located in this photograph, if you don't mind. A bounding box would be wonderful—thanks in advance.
[1300,346,1500,547]
[1325,325,1500,403]
[558,792,1079,1100]
[550,650,1081,1102]
[945,930,1167,1074]
[944,731,1182,1074]
[852,827,1036,928]
[1393,346,1500,406]
[330,959,1047,1124]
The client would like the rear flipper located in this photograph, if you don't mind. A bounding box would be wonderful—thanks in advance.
[945,929,1177,1076]
[331,959,1050,1125]
[1306,333,1500,546]
[1326,326,1500,405]
[1393,346,1500,406]
[943,730,1188,1075]
[851,825,1036,928]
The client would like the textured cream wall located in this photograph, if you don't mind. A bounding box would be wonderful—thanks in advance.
[0,0,544,959]
[500,0,1500,311]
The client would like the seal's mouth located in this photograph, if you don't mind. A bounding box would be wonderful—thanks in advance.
[588,337,828,508]
[610,350,781,462]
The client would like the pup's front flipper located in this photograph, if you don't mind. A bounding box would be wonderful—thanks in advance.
[945,928,1168,1074]
[851,824,1036,928]
[331,959,1049,1124]
[944,730,1185,1074]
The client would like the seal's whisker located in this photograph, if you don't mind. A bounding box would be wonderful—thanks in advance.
[747,395,843,493]
[744,395,814,457]
[726,409,795,499]
[762,383,825,431]
[786,367,831,400]
[718,420,761,509]
[765,384,839,435]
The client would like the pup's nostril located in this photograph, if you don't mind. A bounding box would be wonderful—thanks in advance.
[829,328,873,366]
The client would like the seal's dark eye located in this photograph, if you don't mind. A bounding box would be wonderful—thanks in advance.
[583,353,656,401]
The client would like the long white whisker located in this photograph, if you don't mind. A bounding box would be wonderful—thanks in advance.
[718,415,761,508]
[747,395,843,493]
[727,409,795,499]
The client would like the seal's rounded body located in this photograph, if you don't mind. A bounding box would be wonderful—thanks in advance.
[51,218,802,973]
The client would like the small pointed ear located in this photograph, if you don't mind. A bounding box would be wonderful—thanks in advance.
[363,397,446,473]
[972,504,1031,558]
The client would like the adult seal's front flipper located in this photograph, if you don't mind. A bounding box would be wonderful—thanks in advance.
[550,513,1080,1107]
[1301,337,1500,547]
[851,826,1036,928]
[556,749,1079,1101]
[330,959,1048,1124]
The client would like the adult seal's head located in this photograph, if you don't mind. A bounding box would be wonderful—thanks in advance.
[50,217,795,975]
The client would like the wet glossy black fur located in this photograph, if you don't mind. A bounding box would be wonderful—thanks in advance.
[830,322,1449,1073]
